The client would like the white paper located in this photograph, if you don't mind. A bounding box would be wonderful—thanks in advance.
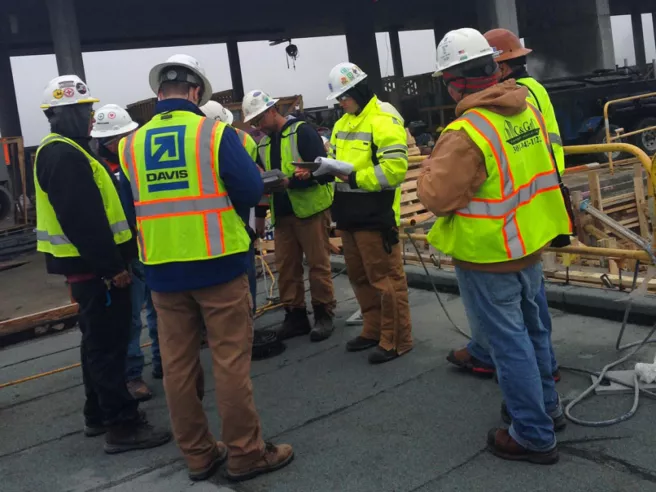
[635,354,656,384]
[313,157,354,177]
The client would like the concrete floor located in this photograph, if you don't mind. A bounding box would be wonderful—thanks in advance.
[1,273,656,492]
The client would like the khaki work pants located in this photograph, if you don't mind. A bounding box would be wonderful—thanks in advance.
[274,210,336,313]
[341,230,413,354]
[152,275,265,471]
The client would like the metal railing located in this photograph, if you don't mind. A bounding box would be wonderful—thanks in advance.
[604,92,656,173]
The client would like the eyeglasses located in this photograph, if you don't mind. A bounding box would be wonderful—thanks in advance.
[251,112,265,127]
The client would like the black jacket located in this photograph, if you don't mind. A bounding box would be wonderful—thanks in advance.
[255,119,332,218]
[36,137,137,278]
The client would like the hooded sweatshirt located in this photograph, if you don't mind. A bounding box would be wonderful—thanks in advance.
[417,80,545,273]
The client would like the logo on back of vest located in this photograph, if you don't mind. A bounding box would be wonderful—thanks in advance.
[504,120,542,152]
[144,126,189,193]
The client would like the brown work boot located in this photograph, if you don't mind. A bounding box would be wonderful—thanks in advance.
[310,305,335,342]
[487,428,559,465]
[278,308,311,340]
[446,347,495,376]
[226,442,294,482]
[189,441,228,481]
[104,413,172,454]
[126,378,153,402]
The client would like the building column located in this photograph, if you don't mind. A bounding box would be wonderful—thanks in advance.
[632,11,647,68]
[0,20,21,137]
[389,29,404,78]
[227,40,244,101]
[46,0,86,80]
[476,0,519,33]
[346,15,382,96]
[523,0,614,77]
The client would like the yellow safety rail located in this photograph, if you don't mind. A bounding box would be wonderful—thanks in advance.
[604,92,656,173]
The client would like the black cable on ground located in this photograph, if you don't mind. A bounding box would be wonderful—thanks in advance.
[405,232,470,340]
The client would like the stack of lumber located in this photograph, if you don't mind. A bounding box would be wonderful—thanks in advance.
[406,129,421,156]
[581,163,651,243]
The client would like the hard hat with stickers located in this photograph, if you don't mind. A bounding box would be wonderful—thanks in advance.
[40,75,99,109]
[326,62,368,101]
[90,104,139,139]
[433,28,496,77]
[241,90,279,123]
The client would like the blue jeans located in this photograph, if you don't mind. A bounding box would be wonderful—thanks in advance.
[247,245,257,314]
[126,260,161,381]
[466,277,558,374]
[456,264,560,451]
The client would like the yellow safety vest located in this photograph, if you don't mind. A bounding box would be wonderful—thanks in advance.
[119,111,251,265]
[427,104,572,263]
[330,96,408,228]
[517,77,565,174]
[235,128,258,161]
[34,134,132,257]
[258,120,333,224]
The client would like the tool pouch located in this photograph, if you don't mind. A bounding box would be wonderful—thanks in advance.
[550,177,576,248]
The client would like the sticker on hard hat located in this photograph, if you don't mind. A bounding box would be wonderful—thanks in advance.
[52,89,64,99]
[76,82,87,95]
[96,113,105,121]
[63,88,75,98]
[253,91,262,97]
[58,80,75,88]
[108,112,116,119]
[166,70,178,80]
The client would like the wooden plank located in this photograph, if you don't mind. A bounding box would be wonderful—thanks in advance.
[401,202,427,215]
[402,180,418,191]
[0,304,79,337]
[406,168,422,180]
[588,171,603,211]
[601,192,635,207]
[605,203,637,214]
[401,192,419,203]
[634,163,650,238]
[549,270,656,291]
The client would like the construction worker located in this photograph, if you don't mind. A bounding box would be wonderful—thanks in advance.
[35,75,171,453]
[91,104,162,401]
[325,62,413,364]
[242,90,336,342]
[201,100,258,313]
[446,28,563,381]
[118,54,292,482]
[418,28,572,464]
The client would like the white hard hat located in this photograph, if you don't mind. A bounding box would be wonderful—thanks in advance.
[200,100,234,125]
[148,54,213,106]
[91,104,139,138]
[41,75,99,109]
[326,62,368,101]
[242,90,279,123]
[434,28,496,77]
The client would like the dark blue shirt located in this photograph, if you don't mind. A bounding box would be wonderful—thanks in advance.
[118,99,263,293]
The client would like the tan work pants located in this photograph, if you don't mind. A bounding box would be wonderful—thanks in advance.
[152,275,264,471]
[274,210,336,313]
[341,230,413,354]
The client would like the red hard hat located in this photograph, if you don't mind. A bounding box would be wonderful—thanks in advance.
[484,28,532,63]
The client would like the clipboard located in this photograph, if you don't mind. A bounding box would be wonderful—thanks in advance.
[261,169,286,194]
[293,161,321,172]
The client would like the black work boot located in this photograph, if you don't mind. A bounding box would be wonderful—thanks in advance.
[310,305,335,342]
[346,336,379,352]
[278,308,312,341]
[104,412,172,454]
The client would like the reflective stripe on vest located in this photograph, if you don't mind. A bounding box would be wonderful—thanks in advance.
[36,220,130,245]
[454,104,560,259]
[335,131,372,142]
